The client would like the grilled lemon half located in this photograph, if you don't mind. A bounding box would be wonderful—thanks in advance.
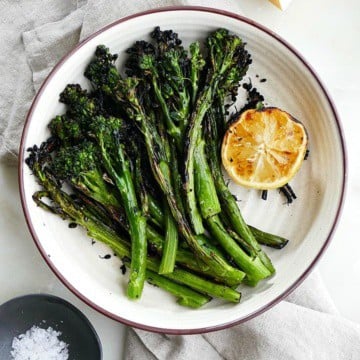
[221,107,308,190]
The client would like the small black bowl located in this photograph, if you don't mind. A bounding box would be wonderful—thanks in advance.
[0,294,102,359]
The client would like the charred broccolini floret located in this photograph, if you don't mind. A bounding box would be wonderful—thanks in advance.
[59,84,100,125]
[125,27,193,143]
[51,141,122,218]
[84,45,121,94]
[85,45,120,86]
[48,115,83,146]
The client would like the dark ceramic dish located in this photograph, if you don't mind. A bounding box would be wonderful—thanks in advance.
[0,294,102,359]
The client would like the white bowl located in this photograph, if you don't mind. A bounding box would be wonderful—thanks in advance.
[19,7,346,334]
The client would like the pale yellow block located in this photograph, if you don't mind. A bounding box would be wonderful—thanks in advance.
[268,0,293,10]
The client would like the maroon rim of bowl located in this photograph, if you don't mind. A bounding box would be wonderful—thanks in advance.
[18,6,347,335]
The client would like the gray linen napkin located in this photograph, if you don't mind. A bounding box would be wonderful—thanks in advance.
[127,271,360,360]
[0,0,86,164]
[2,1,360,358]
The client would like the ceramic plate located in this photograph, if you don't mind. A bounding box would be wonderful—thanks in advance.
[19,7,346,334]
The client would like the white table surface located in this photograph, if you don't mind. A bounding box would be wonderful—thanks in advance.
[1,0,359,358]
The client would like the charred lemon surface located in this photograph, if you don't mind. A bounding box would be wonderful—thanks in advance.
[221,107,308,190]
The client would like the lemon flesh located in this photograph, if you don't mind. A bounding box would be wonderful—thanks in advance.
[221,107,308,190]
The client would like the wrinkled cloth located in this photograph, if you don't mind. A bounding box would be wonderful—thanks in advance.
[1,1,360,359]
[0,0,86,164]
[127,271,360,360]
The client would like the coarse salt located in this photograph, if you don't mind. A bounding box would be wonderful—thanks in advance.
[11,325,69,360]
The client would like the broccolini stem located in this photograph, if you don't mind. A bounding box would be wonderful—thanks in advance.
[155,157,244,283]
[148,194,164,226]
[194,139,221,219]
[78,213,240,303]
[73,182,243,286]
[158,202,178,274]
[183,86,212,234]
[98,137,147,300]
[85,215,211,307]
[124,252,241,303]
[146,225,244,286]
[145,269,211,308]
[189,41,205,106]
[92,226,212,306]
[169,138,186,218]
[160,265,240,303]
[150,75,182,145]
[206,215,271,285]
[205,110,275,274]
[249,226,289,249]
[138,257,241,303]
